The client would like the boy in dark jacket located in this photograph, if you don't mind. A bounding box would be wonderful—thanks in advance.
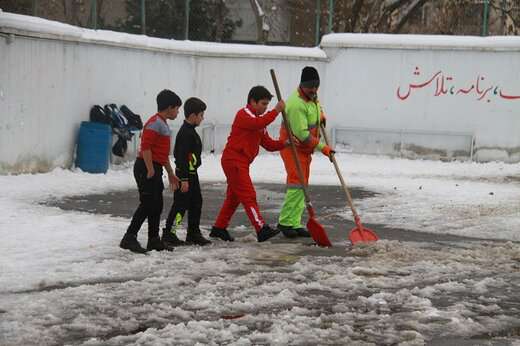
[210,86,286,242]
[162,97,211,246]
[120,89,181,253]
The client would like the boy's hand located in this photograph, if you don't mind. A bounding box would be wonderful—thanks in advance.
[168,173,179,191]
[275,100,285,113]
[146,167,155,179]
[180,181,189,193]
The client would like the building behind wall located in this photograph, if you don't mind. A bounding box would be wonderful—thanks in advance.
[2,1,519,47]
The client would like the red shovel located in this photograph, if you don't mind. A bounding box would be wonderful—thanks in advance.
[270,69,332,247]
[320,124,379,244]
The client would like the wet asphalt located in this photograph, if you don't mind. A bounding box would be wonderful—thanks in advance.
[47,182,491,257]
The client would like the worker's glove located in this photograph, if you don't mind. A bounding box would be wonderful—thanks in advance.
[321,145,335,161]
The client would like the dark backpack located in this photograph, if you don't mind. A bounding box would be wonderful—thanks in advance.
[101,104,132,157]
[90,105,113,126]
[120,105,143,130]
[104,104,128,129]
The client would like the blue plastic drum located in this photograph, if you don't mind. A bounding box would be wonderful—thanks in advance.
[76,121,111,173]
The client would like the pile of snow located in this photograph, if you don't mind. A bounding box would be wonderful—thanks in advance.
[321,33,520,51]
[2,153,520,345]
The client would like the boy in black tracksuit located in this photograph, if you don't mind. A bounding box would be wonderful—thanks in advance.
[162,97,211,246]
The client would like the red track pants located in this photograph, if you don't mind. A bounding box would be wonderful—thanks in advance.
[213,159,265,232]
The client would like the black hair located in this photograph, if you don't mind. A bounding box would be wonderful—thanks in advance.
[184,97,207,117]
[247,86,273,104]
[156,89,182,112]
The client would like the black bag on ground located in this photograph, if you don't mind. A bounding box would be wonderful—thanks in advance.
[112,136,128,157]
[120,105,143,130]
[90,105,113,126]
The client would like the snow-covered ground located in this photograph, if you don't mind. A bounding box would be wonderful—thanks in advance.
[1,153,520,345]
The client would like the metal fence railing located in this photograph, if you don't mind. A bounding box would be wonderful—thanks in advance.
[137,124,475,161]
[332,127,475,161]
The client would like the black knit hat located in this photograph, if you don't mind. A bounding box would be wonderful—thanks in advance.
[300,66,320,88]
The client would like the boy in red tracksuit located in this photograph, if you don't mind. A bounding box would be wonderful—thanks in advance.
[210,86,286,242]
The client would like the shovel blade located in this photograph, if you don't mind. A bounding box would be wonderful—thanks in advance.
[349,226,379,244]
[307,217,332,247]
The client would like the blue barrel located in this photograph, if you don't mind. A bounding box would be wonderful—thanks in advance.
[76,121,112,173]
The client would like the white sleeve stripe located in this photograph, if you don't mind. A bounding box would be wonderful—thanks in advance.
[244,107,256,118]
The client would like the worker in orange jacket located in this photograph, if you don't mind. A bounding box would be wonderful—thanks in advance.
[277,66,334,237]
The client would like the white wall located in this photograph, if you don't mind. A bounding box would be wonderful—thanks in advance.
[321,34,520,162]
[0,38,194,172]
[0,11,326,173]
[1,13,520,173]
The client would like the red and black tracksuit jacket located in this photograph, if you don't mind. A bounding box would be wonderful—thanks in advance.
[214,104,285,232]
[138,113,172,166]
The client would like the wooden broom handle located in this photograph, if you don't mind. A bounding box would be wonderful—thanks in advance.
[319,124,359,219]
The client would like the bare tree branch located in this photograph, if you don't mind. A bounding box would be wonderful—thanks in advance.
[392,0,430,33]
[383,0,410,14]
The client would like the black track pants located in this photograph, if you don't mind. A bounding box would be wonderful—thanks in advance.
[126,158,164,239]
[164,173,202,233]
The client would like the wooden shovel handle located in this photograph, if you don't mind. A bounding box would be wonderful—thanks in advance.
[270,69,312,205]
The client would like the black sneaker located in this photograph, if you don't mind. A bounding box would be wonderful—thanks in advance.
[209,226,234,242]
[119,233,147,254]
[186,229,212,246]
[295,228,311,237]
[277,224,298,238]
[257,225,280,242]
[147,237,171,251]
[162,229,186,247]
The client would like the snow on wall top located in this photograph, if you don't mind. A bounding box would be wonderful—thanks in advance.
[321,33,520,51]
[0,10,326,60]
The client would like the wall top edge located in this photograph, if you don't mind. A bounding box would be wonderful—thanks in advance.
[321,33,520,52]
[0,10,327,61]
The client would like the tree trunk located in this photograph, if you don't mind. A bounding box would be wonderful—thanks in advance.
[97,0,104,24]
[215,0,225,42]
[349,0,365,32]
[249,0,268,44]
